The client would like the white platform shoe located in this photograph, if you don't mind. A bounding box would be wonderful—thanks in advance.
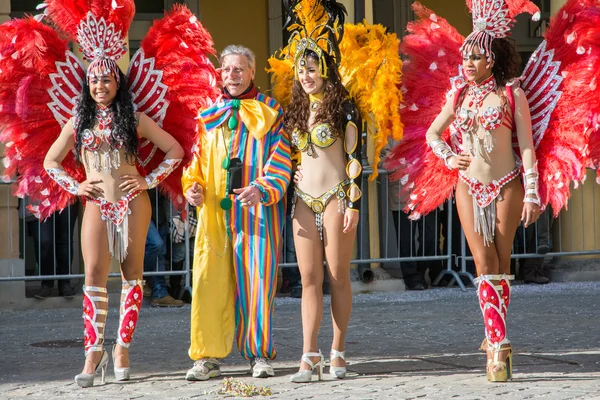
[290,351,324,383]
[112,344,130,381]
[74,350,109,388]
[329,349,346,379]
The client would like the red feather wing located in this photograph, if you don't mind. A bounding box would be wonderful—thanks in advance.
[130,5,219,207]
[44,0,135,40]
[0,17,85,219]
[383,2,464,217]
[525,0,600,216]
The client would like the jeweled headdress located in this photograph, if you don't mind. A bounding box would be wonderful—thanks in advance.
[43,0,135,85]
[461,0,540,63]
[0,0,219,219]
[284,0,347,78]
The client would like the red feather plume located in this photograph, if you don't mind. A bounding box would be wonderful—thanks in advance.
[383,2,464,217]
[465,0,540,20]
[45,0,135,40]
[133,5,219,207]
[532,0,600,214]
[0,17,84,218]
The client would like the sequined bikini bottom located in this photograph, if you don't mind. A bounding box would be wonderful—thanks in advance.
[86,190,142,262]
[458,167,520,247]
[291,179,350,240]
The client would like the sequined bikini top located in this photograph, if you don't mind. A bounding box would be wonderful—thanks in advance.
[452,75,514,156]
[454,104,513,135]
[78,106,124,152]
[77,106,126,174]
[292,123,337,155]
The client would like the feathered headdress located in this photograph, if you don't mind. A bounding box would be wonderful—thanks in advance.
[461,0,540,63]
[284,0,346,78]
[43,0,136,84]
[268,0,403,178]
[0,0,219,218]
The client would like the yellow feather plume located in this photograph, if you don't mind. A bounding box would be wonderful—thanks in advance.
[339,22,403,179]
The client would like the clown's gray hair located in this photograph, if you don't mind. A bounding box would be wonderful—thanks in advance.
[220,45,256,71]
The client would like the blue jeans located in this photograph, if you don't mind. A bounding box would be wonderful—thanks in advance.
[144,220,170,299]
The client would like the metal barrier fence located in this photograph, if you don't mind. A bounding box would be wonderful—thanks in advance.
[0,187,194,298]
[2,168,600,293]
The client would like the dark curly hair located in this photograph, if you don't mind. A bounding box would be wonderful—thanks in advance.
[490,37,522,86]
[284,51,350,135]
[74,70,138,165]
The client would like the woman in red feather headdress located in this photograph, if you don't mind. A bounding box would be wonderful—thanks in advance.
[396,0,543,383]
[0,0,219,387]
[42,0,184,387]
[386,0,600,383]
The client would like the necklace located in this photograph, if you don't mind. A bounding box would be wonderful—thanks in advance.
[96,104,114,140]
[467,75,496,108]
[309,92,324,112]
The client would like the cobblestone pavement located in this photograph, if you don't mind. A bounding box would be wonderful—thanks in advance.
[1,282,600,399]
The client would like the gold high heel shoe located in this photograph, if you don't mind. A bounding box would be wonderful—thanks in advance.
[486,344,513,382]
[74,349,109,388]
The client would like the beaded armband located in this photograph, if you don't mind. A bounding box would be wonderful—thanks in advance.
[45,167,80,195]
[145,159,181,190]
[523,162,541,206]
[428,139,457,169]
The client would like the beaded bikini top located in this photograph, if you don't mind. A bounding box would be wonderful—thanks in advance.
[453,75,513,156]
[292,123,337,156]
[79,105,125,174]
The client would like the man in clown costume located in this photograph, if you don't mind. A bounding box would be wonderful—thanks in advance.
[182,44,291,380]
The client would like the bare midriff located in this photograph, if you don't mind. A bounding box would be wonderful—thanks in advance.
[297,138,347,198]
[82,145,139,203]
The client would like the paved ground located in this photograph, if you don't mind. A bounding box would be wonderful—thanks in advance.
[1,282,600,399]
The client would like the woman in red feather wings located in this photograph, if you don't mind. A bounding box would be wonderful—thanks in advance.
[385,0,600,382]
[0,0,219,387]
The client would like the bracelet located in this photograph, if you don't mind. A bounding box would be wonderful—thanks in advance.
[145,159,181,189]
[428,139,456,169]
[45,167,79,195]
[523,162,541,206]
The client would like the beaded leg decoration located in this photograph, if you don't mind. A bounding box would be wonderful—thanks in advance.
[475,274,513,382]
[117,279,143,348]
[74,286,109,387]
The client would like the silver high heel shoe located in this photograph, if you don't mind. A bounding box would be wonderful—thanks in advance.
[289,351,324,383]
[74,350,109,388]
[112,344,130,381]
[329,349,346,379]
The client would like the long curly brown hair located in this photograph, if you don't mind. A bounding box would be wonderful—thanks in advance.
[284,51,350,135]
[490,37,522,86]
[75,70,138,165]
